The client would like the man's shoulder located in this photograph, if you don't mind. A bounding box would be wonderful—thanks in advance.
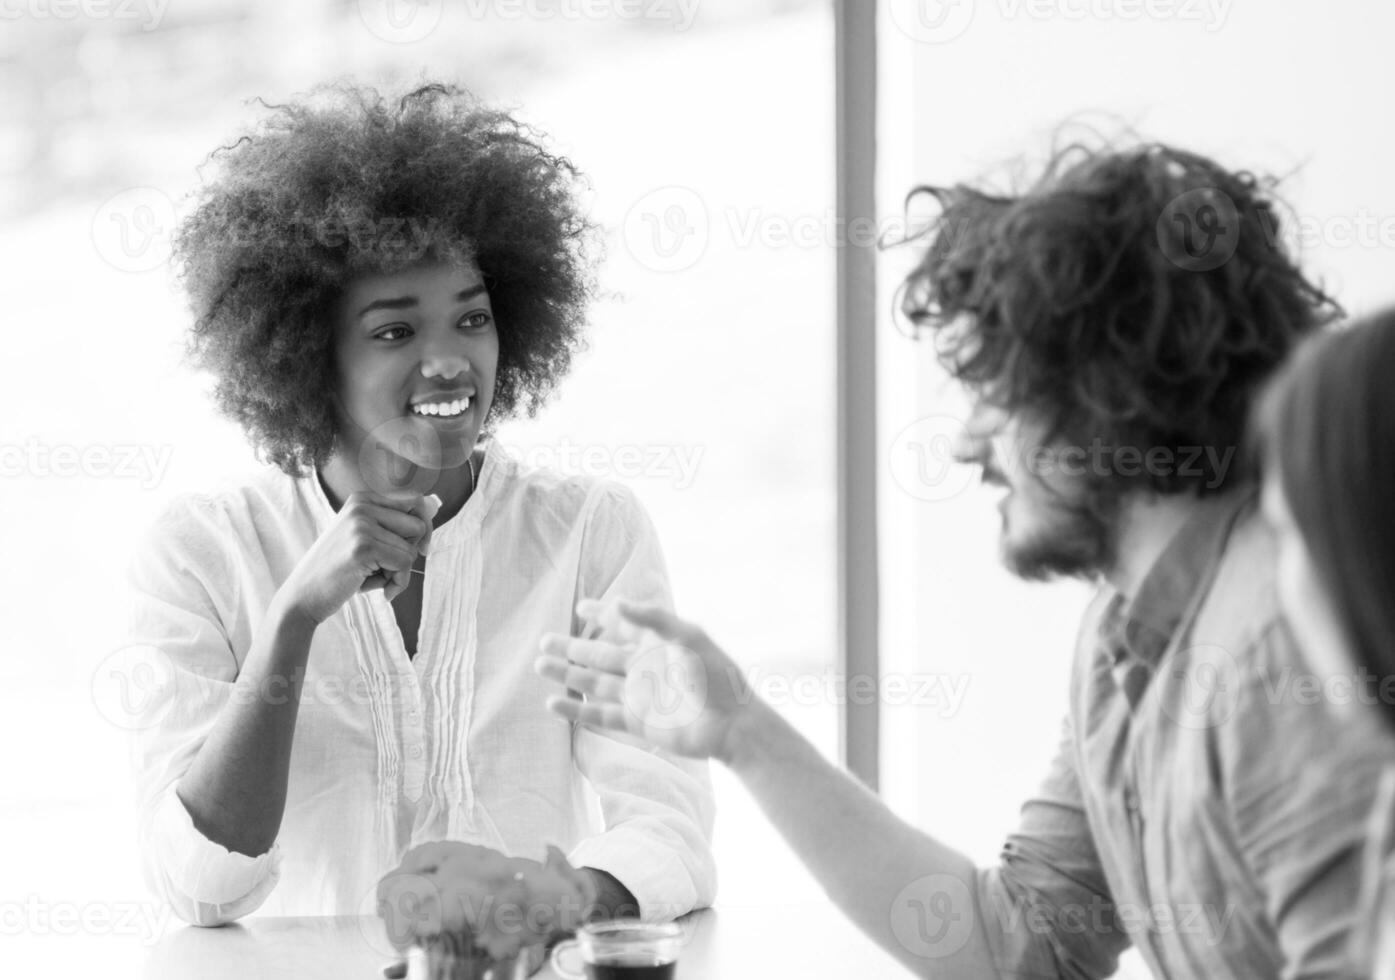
[1189,503,1286,665]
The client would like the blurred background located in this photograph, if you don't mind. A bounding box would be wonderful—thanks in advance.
[2,0,1393,976]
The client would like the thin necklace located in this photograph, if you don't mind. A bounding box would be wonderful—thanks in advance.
[408,449,476,578]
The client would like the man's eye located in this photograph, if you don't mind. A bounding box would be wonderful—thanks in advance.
[375,325,412,341]
[461,311,493,330]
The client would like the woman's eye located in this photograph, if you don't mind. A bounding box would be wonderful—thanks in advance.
[461,311,493,330]
[375,325,412,341]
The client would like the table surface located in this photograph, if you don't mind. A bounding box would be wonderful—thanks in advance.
[124,902,908,979]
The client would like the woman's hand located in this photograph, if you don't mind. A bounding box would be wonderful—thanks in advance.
[377,842,596,970]
[278,491,440,625]
[534,598,760,765]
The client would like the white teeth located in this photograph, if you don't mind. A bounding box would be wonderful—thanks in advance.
[411,397,471,418]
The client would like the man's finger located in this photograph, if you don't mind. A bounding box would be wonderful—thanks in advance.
[545,694,631,733]
[539,633,632,674]
[533,655,625,702]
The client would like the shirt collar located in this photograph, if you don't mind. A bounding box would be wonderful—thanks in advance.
[1103,486,1259,669]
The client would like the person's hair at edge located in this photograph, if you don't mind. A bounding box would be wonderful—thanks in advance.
[896,134,1342,508]
[172,79,598,476]
[1251,308,1395,735]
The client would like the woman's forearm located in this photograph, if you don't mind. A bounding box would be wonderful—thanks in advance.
[723,702,999,979]
[175,590,319,857]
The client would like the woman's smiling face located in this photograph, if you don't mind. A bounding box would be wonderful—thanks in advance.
[331,259,498,478]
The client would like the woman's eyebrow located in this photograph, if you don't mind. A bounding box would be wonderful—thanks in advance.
[357,296,417,319]
[355,284,486,320]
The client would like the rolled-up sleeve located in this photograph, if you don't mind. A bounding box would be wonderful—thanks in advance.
[975,715,1127,980]
[565,483,717,921]
[124,496,282,926]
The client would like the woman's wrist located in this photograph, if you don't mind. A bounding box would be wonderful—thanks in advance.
[268,583,324,634]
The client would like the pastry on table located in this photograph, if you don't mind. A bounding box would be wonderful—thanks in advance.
[377,842,599,980]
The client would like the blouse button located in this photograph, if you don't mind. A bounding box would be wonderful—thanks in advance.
[409,744,423,759]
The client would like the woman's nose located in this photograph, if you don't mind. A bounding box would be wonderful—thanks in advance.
[419,338,470,380]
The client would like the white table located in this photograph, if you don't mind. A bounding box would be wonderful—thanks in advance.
[127,902,908,978]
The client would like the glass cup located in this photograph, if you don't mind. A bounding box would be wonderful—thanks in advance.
[549,920,683,980]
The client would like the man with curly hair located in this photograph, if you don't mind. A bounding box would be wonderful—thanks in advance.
[537,143,1388,976]
[123,82,716,945]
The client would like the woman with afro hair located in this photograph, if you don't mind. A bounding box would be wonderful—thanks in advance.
[123,82,716,937]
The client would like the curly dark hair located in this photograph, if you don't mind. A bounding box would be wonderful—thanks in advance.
[899,141,1341,499]
[173,80,598,475]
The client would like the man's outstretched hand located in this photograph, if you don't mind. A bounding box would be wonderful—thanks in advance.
[534,598,760,765]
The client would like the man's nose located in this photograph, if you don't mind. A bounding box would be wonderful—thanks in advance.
[952,402,1006,464]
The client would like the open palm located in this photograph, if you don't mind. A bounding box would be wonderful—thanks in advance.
[535,599,753,763]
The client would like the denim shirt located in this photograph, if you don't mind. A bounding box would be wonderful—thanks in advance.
[974,489,1387,978]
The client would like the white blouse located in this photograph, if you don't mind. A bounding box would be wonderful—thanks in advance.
[123,439,716,927]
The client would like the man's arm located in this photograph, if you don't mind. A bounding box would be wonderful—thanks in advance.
[539,601,1128,979]
[724,697,998,978]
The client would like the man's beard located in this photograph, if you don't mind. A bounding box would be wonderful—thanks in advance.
[1000,485,1118,583]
